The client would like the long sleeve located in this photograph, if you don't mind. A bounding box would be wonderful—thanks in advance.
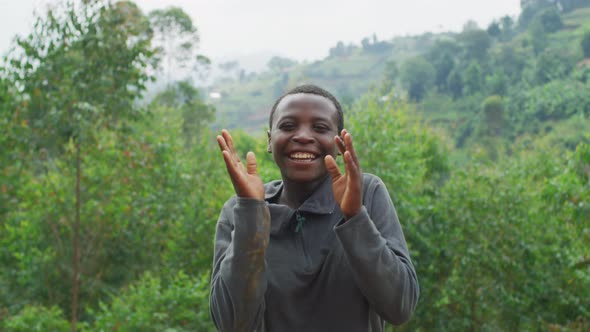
[334,176,419,325]
[210,196,271,332]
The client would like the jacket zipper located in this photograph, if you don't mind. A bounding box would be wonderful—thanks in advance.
[295,210,311,268]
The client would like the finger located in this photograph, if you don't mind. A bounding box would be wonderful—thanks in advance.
[335,136,346,154]
[221,129,243,165]
[222,150,241,181]
[324,155,342,180]
[219,136,238,171]
[246,151,258,175]
[344,151,361,184]
[217,135,229,152]
[221,129,237,154]
[343,131,359,167]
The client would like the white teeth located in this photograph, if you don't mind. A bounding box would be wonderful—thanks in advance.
[290,152,316,159]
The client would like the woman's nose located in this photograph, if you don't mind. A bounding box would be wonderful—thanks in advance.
[292,127,315,144]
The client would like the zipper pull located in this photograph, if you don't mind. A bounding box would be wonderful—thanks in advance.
[295,211,305,233]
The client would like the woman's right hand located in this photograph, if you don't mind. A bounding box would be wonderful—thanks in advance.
[217,129,265,201]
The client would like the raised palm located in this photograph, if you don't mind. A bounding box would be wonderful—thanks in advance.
[217,130,265,201]
[324,129,363,219]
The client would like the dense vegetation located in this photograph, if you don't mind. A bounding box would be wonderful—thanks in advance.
[0,0,588,331]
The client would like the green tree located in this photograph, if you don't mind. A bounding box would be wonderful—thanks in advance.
[149,6,208,84]
[0,74,26,218]
[380,60,399,94]
[536,7,564,33]
[534,49,575,84]
[463,62,484,95]
[500,15,516,41]
[267,56,296,72]
[485,71,509,96]
[529,19,548,55]
[478,95,506,137]
[329,41,352,57]
[417,145,590,330]
[487,21,502,38]
[150,80,215,148]
[7,0,154,154]
[401,56,435,101]
[3,1,156,327]
[346,92,449,219]
[427,40,460,92]
[510,79,590,123]
[519,1,554,30]
[446,67,464,99]
[458,28,491,61]
[493,45,527,83]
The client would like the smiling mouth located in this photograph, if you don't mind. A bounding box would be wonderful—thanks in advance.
[288,152,319,162]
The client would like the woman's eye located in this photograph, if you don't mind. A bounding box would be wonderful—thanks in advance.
[314,125,329,132]
[279,123,295,131]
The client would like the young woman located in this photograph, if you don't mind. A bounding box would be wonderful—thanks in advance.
[210,85,419,332]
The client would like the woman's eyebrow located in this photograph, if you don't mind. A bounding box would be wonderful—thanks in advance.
[277,114,332,123]
[276,115,296,123]
[281,99,334,111]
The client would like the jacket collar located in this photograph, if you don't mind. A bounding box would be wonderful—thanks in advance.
[264,175,336,215]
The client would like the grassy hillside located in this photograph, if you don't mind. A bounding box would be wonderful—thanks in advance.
[207,33,445,133]
[207,6,590,147]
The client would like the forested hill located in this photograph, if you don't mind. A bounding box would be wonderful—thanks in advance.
[208,2,590,152]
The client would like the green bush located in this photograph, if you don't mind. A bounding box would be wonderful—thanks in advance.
[508,80,590,133]
[478,95,506,137]
[537,8,564,33]
[2,306,70,332]
[408,142,590,330]
[347,93,449,211]
[88,271,212,332]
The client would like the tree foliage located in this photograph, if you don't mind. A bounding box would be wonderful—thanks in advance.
[149,6,208,83]
[401,56,435,101]
[88,272,212,331]
[458,28,491,61]
[6,0,154,154]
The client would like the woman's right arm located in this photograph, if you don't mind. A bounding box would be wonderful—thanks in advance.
[210,130,269,332]
[210,196,270,332]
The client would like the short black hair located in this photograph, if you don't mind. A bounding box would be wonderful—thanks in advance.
[268,84,344,132]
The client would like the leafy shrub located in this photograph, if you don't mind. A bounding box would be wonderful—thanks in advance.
[88,272,212,332]
[2,306,70,332]
[408,142,590,330]
[508,80,590,132]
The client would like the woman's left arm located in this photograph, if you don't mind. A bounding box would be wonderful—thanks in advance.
[325,130,419,325]
[333,177,419,325]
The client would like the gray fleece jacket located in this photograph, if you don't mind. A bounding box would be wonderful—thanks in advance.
[209,173,419,332]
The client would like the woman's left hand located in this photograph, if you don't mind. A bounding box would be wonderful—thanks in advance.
[324,129,363,219]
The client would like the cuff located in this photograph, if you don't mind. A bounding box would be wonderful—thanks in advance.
[334,206,384,252]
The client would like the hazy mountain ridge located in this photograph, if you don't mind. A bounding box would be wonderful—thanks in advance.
[206,4,590,146]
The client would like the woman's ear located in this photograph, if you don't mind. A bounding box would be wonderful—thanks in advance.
[267,130,272,153]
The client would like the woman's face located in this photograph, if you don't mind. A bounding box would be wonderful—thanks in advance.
[268,93,340,184]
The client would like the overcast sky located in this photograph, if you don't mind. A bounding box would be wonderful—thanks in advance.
[1,0,521,62]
